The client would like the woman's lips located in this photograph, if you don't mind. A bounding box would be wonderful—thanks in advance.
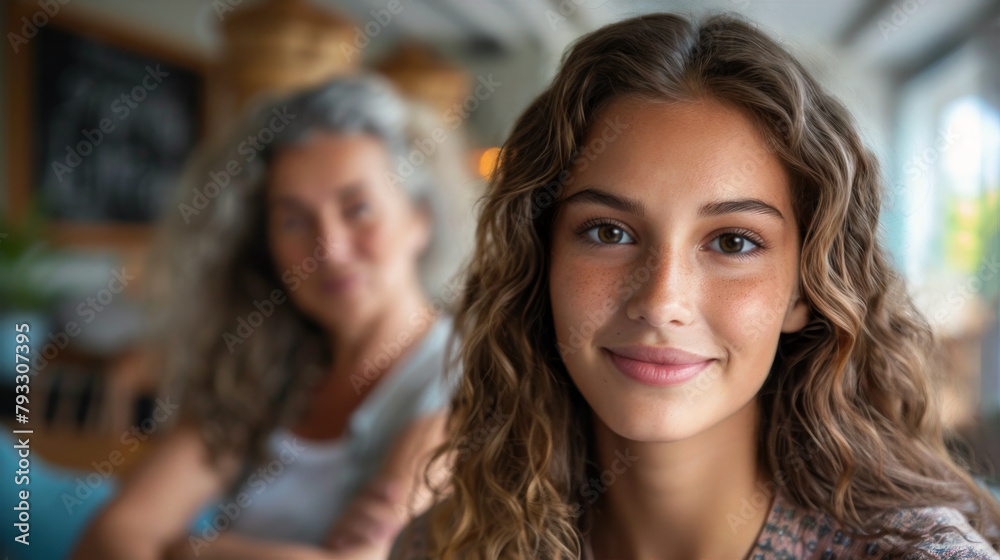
[321,274,359,294]
[603,348,714,387]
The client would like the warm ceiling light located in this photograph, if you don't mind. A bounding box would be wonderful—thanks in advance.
[478,147,500,179]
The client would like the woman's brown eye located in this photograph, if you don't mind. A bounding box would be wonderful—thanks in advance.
[718,234,745,253]
[583,223,634,245]
[598,225,625,243]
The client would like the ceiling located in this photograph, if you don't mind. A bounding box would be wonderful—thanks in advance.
[46,0,1000,146]
[61,0,999,70]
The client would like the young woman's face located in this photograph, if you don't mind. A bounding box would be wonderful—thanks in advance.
[549,98,809,443]
[267,133,430,331]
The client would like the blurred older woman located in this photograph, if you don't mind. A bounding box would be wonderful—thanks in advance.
[73,74,475,560]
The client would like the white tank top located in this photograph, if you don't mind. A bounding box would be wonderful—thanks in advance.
[218,314,459,545]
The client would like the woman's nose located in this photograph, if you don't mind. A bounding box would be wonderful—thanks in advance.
[624,245,697,328]
[316,216,353,264]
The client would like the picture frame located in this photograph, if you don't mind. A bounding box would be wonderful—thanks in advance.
[4,1,209,251]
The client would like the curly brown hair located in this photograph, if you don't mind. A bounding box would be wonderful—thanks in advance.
[413,12,1000,559]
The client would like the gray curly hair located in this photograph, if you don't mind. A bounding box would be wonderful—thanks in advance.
[148,73,477,467]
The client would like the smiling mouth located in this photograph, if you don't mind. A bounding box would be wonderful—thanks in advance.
[602,348,714,387]
[320,274,359,294]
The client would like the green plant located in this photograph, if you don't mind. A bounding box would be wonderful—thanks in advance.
[0,209,64,310]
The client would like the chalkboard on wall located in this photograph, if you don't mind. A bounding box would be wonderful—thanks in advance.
[32,25,202,223]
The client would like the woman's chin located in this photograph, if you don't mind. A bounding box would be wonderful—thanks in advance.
[590,403,710,444]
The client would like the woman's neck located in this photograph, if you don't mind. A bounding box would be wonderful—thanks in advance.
[328,286,435,373]
[290,287,436,441]
[587,398,774,560]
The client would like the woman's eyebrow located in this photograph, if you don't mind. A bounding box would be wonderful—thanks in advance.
[699,198,785,222]
[269,182,366,208]
[337,181,367,200]
[561,187,784,222]
[269,196,309,210]
[560,187,646,216]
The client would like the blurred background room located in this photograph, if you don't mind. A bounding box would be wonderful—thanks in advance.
[0,0,998,558]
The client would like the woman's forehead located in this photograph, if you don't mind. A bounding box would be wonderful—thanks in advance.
[567,98,794,216]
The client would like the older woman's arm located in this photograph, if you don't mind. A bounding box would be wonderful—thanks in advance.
[71,424,238,560]
[164,534,341,560]
[323,410,450,556]
[160,411,449,560]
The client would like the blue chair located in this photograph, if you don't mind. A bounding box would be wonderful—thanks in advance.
[0,431,117,560]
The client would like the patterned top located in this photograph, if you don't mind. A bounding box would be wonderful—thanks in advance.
[388,488,1000,559]
[738,489,998,559]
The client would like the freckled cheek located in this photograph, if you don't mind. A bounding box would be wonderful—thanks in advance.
[707,275,791,360]
[550,252,623,338]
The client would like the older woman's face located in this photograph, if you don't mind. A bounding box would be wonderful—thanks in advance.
[548,98,809,443]
[267,133,429,330]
